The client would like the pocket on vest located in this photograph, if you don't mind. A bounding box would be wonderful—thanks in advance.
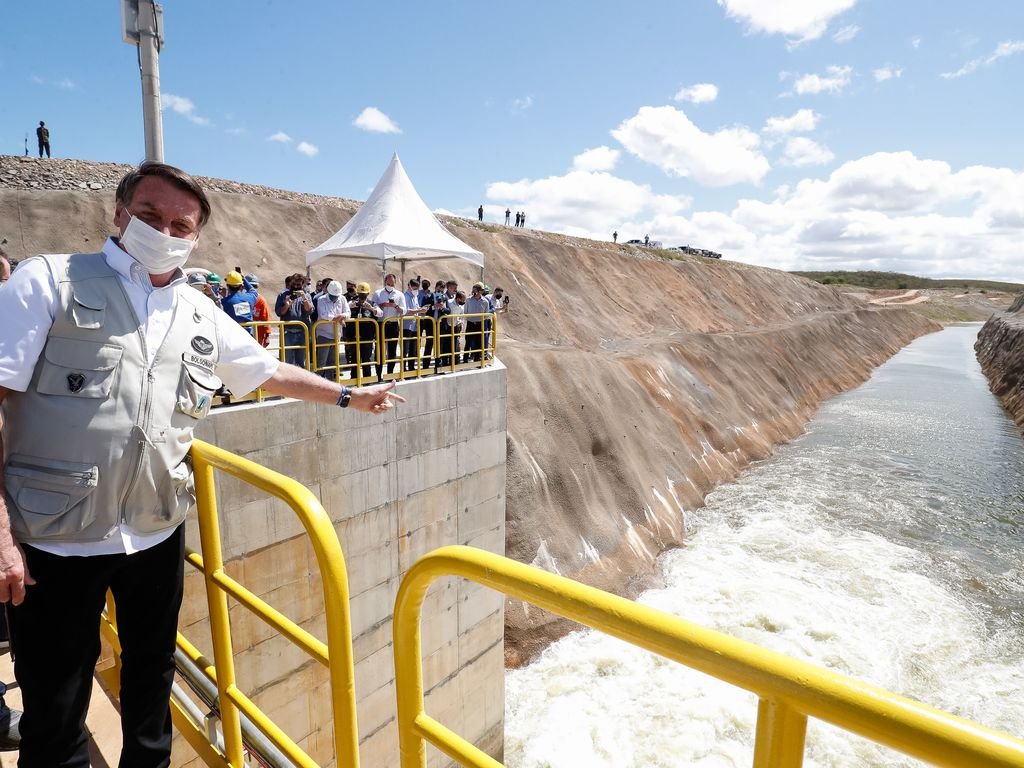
[37,337,123,399]
[4,455,99,538]
[176,358,222,419]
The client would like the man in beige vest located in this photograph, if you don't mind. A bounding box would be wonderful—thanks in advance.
[0,161,403,767]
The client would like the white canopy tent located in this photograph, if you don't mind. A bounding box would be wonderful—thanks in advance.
[304,154,484,280]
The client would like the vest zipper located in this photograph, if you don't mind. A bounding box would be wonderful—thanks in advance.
[6,460,97,482]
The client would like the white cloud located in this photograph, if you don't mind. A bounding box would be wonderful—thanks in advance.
[572,146,621,173]
[486,149,1024,281]
[782,137,835,167]
[161,93,212,126]
[873,66,903,82]
[832,25,860,43]
[353,107,402,134]
[486,169,691,238]
[31,75,76,89]
[267,131,293,143]
[717,0,858,45]
[763,108,821,135]
[674,83,719,104]
[612,106,770,187]
[790,65,853,95]
[911,36,922,49]
[296,141,319,157]
[512,95,534,112]
[224,127,246,136]
[941,40,1024,79]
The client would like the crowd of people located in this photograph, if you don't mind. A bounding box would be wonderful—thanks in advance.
[186,268,510,385]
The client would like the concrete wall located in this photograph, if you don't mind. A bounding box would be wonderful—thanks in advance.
[172,364,507,767]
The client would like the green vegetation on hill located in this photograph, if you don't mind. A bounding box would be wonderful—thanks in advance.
[791,271,1024,293]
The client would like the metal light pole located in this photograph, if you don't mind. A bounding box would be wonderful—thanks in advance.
[121,0,165,162]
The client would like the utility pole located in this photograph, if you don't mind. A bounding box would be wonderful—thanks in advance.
[121,0,165,162]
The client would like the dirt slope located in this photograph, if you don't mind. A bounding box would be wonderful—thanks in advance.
[0,156,940,663]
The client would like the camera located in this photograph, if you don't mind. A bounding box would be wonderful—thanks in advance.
[503,296,510,305]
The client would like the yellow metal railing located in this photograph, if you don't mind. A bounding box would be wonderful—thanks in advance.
[393,545,1024,768]
[100,439,362,768]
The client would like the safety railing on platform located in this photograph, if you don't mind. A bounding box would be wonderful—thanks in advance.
[100,439,361,768]
[393,545,1024,768]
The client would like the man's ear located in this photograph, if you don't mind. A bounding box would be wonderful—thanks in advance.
[113,201,127,232]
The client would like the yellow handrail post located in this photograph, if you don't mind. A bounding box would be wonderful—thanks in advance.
[192,449,246,767]
[753,697,807,768]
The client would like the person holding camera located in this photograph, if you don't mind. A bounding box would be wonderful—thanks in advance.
[275,272,314,368]
[434,280,459,371]
[349,281,382,381]
[371,274,407,379]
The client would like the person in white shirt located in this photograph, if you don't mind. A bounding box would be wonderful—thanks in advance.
[0,161,403,767]
[370,273,407,379]
[402,278,429,373]
[315,280,351,379]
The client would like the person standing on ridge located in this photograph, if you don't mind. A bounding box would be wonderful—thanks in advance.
[505,208,511,226]
[0,160,403,767]
[478,204,484,222]
[613,231,618,243]
[35,122,50,159]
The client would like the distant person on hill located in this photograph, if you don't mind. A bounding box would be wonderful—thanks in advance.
[521,211,527,228]
[505,208,511,226]
[644,234,649,246]
[515,211,521,228]
[613,231,618,244]
[35,121,50,158]
[246,273,272,347]
[478,204,484,222]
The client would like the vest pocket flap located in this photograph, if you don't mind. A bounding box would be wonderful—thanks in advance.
[70,285,108,329]
[43,337,123,371]
[182,357,221,390]
[38,339,123,399]
[176,358,222,419]
[4,455,99,538]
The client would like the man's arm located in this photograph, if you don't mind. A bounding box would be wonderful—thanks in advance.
[0,388,35,605]
[260,364,405,414]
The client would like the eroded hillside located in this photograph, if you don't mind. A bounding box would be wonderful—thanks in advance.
[0,156,940,663]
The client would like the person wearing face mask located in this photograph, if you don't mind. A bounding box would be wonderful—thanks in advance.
[349,281,382,381]
[275,272,314,368]
[371,273,407,380]
[221,271,257,333]
[314,280,350,379]
[0,161,404,768]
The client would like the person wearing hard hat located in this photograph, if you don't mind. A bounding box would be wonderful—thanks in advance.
[348,281,381,381]
[221,271,257,335]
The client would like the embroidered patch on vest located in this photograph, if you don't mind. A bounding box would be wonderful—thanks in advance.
[67,373,86,393]
[191,335,214,355]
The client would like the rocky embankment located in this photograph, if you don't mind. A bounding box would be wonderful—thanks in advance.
[976,294,1024,434]
[0,155,942,664]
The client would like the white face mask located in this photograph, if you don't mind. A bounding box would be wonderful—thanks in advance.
[119,213,197,274]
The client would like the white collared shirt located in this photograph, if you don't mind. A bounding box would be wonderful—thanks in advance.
[0,237,280,556]
[315,294,351,338]
[370,286,407,319]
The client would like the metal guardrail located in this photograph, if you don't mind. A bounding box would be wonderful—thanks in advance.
[228,314,498,401]
[100,439,362,768]
[393,545,1024,768]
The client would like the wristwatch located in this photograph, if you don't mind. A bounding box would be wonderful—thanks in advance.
[337,386,352,408]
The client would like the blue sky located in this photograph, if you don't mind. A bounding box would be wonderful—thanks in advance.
[2,1,1023,281]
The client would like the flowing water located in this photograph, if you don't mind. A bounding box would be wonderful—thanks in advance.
[506,324,1024,767]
